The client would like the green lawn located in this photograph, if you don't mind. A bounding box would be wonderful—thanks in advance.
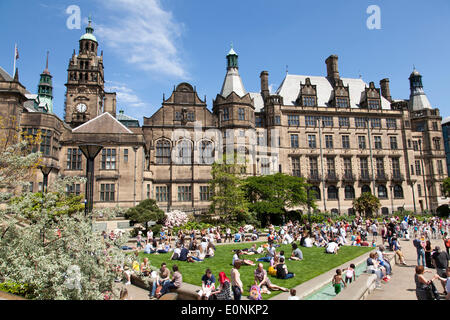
[137,243,372,299]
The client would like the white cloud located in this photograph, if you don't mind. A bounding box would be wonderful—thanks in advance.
[95,0,188,79]
[105,81,147,108]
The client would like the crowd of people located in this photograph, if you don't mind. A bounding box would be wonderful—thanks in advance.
[113,214,449,300]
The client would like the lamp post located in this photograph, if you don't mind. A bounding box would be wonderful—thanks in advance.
[39,165,53,193]
[79,144,103,216]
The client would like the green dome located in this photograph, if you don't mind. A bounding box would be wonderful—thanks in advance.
[80,33,97,42]
[80,17,97,42]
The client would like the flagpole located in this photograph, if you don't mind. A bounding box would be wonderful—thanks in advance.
[13,43,17,78]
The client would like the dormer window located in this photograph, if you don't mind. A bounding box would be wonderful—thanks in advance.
[303,96,316,107]
[298,78,317,107]
[368,99,380,110]
[336,97,349,108]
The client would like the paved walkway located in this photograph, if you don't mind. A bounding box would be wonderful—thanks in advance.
[366,236,446,300]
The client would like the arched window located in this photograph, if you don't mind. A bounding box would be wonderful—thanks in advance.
[381,207,389,215]
[309,186,321,201]
[176,140,192,165]
[378,185,388,199]
[328,186,338,200]
[345,186,355,199]
[156,140,171,164]
[331,209,339,216]
[394,185,404,199]
[199,140,214,164]
[348,208,355,216]
[361,185,371,194]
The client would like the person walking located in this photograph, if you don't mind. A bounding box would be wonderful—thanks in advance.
[431,246,449,294]
[413,236,426,266]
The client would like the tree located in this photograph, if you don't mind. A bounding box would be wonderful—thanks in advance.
[164,210,189,229]
[9,176,85,222]
[443,177,450,198]
[353,192,381,217]
[0,137,127,300]
[209,154,250,223]
[125,199,165,231]
[0,178,128,300]
[243,173,315,225]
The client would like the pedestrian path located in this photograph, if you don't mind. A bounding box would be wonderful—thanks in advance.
[366,236,444,300]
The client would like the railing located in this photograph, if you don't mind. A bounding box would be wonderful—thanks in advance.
[342,173,355,182]
[376,173,388,181]
[326,173,339,182]
[308,173,321,182]
[391,173,405,182]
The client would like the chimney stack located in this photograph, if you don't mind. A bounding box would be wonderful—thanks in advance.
[380,78,392,102]
[325,55,340,85]
[260,71,269,99]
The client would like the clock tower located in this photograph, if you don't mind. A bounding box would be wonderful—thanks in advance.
[64,17,110,128]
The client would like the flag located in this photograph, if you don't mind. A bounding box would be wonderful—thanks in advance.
[15,44,19,60]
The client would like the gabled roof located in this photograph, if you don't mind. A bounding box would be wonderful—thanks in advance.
[249,92,265,112]
[73,112,134,134]
[276,74,391,110]
[0,66,14,82]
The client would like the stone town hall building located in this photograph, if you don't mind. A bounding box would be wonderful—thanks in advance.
[0,20,447,216]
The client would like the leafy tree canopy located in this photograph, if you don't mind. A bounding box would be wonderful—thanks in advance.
[353,192,381,217]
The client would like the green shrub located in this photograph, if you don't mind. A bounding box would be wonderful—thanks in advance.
[0,281,32,298]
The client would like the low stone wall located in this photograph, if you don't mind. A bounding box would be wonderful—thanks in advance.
[131,274,199,300]
[333,273,378,300]
[333,253,395,301]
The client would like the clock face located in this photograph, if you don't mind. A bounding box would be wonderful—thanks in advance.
[76,103,87,113]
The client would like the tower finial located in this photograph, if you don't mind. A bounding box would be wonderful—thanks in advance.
[43,51,50,75]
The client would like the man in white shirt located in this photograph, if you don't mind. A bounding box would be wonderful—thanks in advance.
[326,241,339,254]
[303,236,313,248]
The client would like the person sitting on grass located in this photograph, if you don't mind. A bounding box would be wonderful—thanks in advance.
[170,243,181,260]
[275,257,295,279]
[205,242,215,258]
[254,263,289,294]
[289,243,303,261]
[159,265,182,298]
[325,240,339,254]
[234,232,242,243]
[257,243,276,263]
[189,245,206,262]
[197,269,216,300]
[212,272,233,300]
[144,241,156,254]
[332,269,346,295]
[233,250,256,266]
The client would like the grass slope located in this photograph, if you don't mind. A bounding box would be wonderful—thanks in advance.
[138,242,372,299]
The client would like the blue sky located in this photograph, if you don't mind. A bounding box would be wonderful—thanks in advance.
[1,0,449,122]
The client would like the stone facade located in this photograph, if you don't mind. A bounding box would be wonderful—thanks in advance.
[0,22,447,216]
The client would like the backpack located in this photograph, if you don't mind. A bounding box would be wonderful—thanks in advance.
[248,285,262,300]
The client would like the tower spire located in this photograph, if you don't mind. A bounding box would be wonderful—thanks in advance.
[43,51,50,75]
